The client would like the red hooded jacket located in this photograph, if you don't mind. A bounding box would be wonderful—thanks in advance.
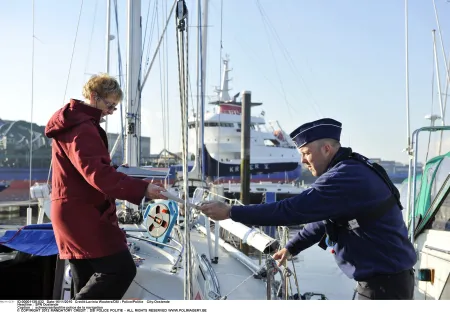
[45,99,149,259]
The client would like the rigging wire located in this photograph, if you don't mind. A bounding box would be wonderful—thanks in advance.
[113,0,125,163]
[157,2,167,154]
[84,0,99,75]
[255,0,323,118]
[62,0,85,105]
[28,0,36,211]
[426,37,436,163]
[255,0,293,122]
[47,0,85,186]
[142,0,154,55]
[175,0,191,299]
[164,1,170,153]
[143,0,158,74]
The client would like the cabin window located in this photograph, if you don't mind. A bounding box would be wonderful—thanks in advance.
[201,122,234,127]
[236,123,256,130]
[264,139,280,147]
[428,190,450,232]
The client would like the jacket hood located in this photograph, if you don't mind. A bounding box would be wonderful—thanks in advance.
[45,99,102,138]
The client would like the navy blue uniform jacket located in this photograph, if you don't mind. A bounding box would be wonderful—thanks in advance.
[230,148,417,281]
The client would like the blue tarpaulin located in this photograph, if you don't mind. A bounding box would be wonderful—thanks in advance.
[0,223,58,256]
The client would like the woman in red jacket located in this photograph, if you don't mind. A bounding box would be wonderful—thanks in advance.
[45,73,167,299]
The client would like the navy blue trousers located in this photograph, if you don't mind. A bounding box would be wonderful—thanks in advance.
[356,269,415,300]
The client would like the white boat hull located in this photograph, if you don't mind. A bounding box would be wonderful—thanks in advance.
[413,230,450,300]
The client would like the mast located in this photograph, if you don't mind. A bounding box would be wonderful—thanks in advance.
[105,0,111,133]
[432,0,448,155]
[124,0,142,210]
[125,0,142,168]
[404,0,414,232]
[198,0,209,180]
[216,56,232,102]
[111,0,176,161]
[28,0,36,225]
[432,29,445,155]
[212,56,232,182]
[188,0,209,181]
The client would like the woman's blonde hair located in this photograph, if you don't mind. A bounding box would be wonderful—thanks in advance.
[82,73,123,102]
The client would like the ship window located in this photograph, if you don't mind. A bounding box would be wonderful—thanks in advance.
[235,123,256,129]
[203,122,234,127]
[264,139,280,147]
[428,188,450,232]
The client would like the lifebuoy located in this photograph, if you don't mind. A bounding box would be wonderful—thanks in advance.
[146,204,171,237]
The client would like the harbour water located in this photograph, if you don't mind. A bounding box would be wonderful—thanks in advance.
[0,204,44,226]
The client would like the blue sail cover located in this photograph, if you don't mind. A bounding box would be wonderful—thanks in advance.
[0,223,58,256]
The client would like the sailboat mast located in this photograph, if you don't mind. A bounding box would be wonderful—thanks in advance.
[125,0,142,168]
[199,0,209,181]
[105,0,111,133]
[404,0,414,232]
[432,30,445,155]
[405,0,411,153]
[432,0,448,155]
[123,0,142,212]
[28,0,36,225]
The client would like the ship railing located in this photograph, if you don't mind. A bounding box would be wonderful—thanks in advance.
[189,187,297,300]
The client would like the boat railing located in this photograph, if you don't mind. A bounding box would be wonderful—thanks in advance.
[408,125,450,244]
[189,187,303,300]
[125,231,184,273]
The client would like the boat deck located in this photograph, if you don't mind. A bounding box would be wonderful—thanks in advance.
[190,228,268,300]
[0,224,356,300]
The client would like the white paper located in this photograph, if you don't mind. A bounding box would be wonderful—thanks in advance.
[160,191,199,209]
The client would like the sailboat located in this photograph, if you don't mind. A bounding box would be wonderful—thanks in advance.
[1,0,345,301]
[400,0,450,300]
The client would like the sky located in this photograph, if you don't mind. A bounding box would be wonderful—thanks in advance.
[1,0,450,165]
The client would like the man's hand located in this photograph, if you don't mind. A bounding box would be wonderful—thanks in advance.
[272,248,290,267]
[145,184,167,200]
[198,201,231,221]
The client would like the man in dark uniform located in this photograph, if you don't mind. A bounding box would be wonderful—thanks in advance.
[199,118,417,300]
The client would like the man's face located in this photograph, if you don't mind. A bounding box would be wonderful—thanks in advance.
[299,141,333,177]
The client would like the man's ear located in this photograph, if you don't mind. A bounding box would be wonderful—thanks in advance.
[323,143,332,155]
